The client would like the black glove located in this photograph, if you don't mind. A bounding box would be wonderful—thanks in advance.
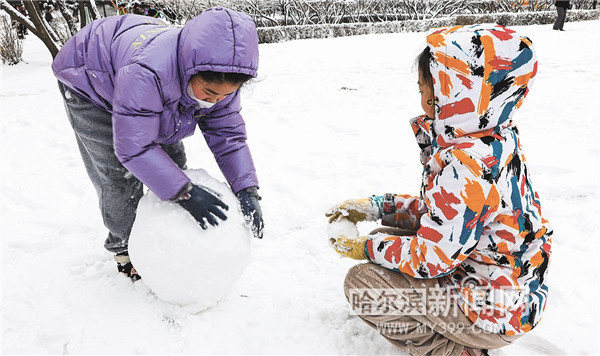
[237,186,264,239]
[176,184,228,229]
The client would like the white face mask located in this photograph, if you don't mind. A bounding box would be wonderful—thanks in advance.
[187,82,215,109]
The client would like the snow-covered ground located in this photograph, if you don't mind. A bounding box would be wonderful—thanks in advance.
[2,20,599,354]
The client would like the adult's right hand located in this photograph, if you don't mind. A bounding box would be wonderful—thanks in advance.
[177,184,228,229]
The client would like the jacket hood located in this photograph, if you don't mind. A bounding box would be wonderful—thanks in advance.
[178,7,259,103]
[425,24,537,147]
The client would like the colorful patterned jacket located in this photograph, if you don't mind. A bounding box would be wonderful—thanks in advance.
[365,24,552,335]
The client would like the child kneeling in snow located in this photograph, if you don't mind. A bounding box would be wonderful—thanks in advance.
[327,24,552,356]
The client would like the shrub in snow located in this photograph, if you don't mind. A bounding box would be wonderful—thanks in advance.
[257,9,599,43]
[0,12,23,65]
[455,10,597,26]
[49,16,72,45]
[153,0,598,28]
[128,169,251,311]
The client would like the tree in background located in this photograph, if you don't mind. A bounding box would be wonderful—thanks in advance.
[0,0,101,59]
[1,0,597,62]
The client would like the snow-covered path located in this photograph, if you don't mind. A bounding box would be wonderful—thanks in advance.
[2,20,599,354]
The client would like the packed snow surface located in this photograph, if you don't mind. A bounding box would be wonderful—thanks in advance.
[2,20,599,354]
[128,169,251,310]
[327,219,360,239]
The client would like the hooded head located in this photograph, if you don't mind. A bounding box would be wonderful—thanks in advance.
[421,24,537,147]
[177,7,259,100]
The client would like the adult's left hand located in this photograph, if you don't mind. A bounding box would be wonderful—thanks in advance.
[237,186,264,239]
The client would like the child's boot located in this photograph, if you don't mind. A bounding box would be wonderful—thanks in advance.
[114,252,141,282]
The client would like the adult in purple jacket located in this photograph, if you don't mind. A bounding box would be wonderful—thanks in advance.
[52,7,264,280]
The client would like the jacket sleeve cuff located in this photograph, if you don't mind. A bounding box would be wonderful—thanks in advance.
[369,193,395,219]
[364,238,374,261]
[170,182,193,202]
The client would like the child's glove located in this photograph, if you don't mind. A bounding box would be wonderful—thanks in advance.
[326,198,381,224]
[329,236,367,260]
[176,183,228,229]
[237,186,264,239]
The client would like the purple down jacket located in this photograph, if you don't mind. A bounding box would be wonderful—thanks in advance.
[52,7,259,200]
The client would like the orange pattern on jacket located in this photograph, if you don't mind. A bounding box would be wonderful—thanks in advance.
[365,24,552,335]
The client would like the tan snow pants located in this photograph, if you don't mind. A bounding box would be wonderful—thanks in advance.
[344,251,522,355]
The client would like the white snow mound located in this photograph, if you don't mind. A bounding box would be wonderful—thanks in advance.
[128,169,251,311]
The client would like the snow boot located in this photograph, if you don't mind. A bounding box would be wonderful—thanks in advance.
[114,252,141,282]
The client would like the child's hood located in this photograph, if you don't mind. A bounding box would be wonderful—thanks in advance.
[177,7,259,104]
[426,24,537,147]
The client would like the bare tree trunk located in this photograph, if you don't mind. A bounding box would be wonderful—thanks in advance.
[21,0,61,58]
[55,0,77,37]
[279,0,289,25]
[430,0,470,19]
[0,0,108,59]
[245,0,279,26]
[78,0,87,27]
[404,1,420,20]
[87,0,100,20]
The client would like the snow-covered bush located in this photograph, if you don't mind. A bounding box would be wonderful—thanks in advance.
[258,9,599,43]
[0,12,23,65]
[49,16,72,45]
[455,9,599,26]
[151,0,598,27]
[148,0,237,25]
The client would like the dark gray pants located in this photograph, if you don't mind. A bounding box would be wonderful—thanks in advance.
[58,82,187,253]
[554,6,567,30]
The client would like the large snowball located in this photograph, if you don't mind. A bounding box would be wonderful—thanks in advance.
[128,169,251,311]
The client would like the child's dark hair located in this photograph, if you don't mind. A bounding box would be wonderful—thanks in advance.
[195,71,253,86]
[416,46,434,88]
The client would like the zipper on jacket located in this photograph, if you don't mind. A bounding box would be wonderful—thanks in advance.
[166,108,186,141]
